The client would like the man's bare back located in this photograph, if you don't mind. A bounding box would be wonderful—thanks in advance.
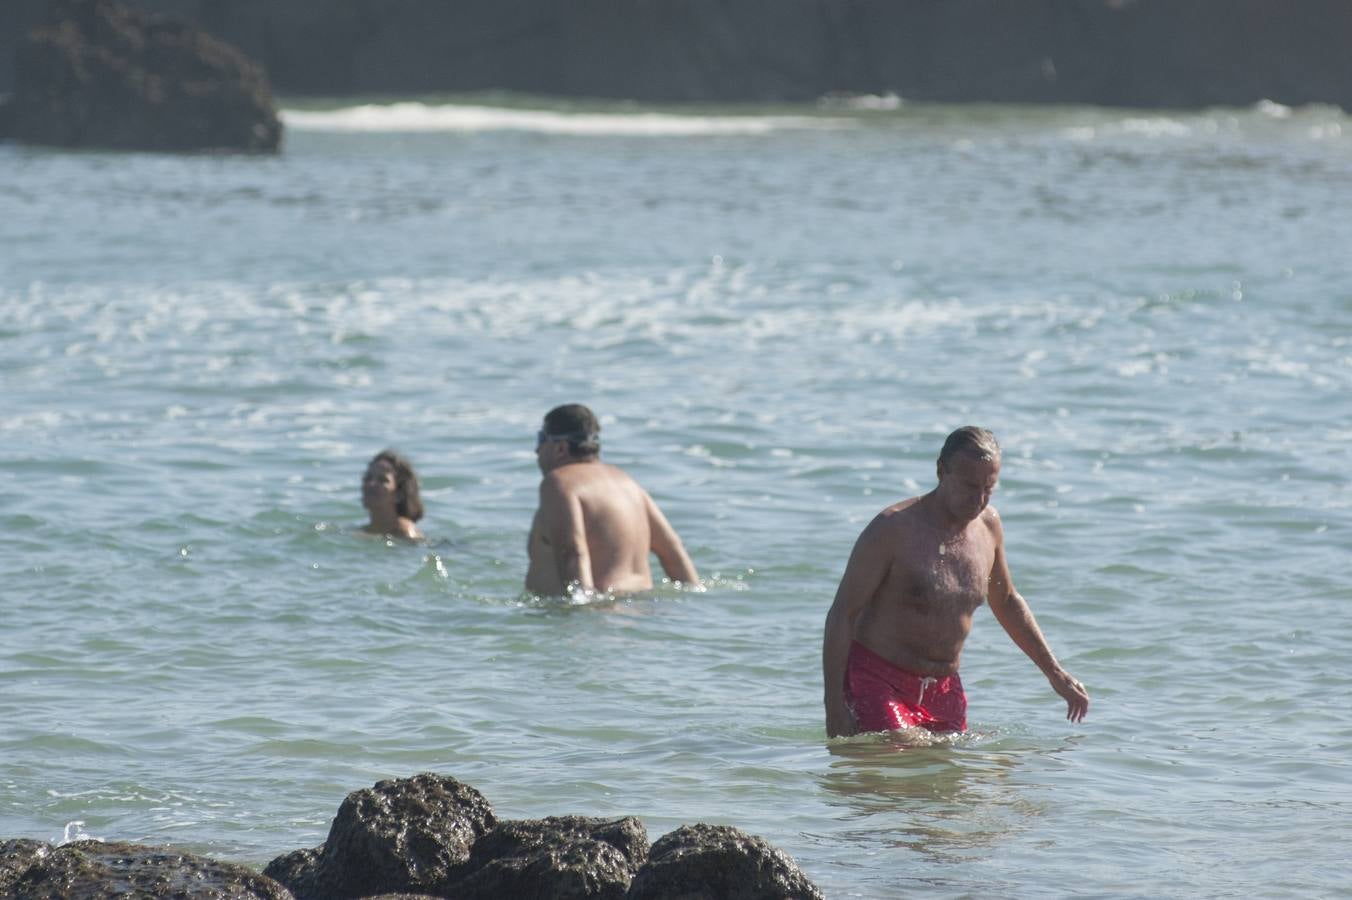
[822,427,1090,737]
[526,404,699,596]
[528,461,661,595]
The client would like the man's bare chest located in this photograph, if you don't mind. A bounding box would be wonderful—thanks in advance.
[888,536,993,609]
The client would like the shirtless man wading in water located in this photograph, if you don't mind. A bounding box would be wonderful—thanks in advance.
[526,403,700,597]
[823,426,1090,737]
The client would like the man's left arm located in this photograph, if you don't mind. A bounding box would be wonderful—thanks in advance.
[645,493,700,586]
[985,510,1090,723]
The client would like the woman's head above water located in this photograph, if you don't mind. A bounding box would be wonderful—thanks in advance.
[362,448,424,539]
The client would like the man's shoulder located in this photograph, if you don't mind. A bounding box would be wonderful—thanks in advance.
[599,461,639,480]
[544,461,641,495]
[874,495,923,524]
[861,496,923,539]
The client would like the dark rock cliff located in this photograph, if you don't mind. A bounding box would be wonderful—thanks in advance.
[3,0,1351,109]
[2,0,281,152]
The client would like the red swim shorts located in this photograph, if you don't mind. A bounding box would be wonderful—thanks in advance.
[845,640,967,734]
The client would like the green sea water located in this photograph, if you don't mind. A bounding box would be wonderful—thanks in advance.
[2,97,1350,897]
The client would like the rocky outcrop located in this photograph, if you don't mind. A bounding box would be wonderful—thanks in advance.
[1,0,280,152]
[1,839,53,894]
[264,773,821,899]
[3,0,1352,109]
[263,777,653,900]
[454,815,649,900]
[260,846,324,899]
[627,824,825,900]
[2,774,821,899]
[6,839,292,899]
[267,773,498,899]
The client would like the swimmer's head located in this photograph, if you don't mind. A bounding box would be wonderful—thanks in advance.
[935,427,1001,522]
[540,403,601,460]
[364,449,424,522]
[937,426,1000,474]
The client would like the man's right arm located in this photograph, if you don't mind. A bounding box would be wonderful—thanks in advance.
[823,518,889,738]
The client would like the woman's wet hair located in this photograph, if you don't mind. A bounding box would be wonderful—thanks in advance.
[937,426,1000,471]
[543,403,601,458]
[370,449,425,521]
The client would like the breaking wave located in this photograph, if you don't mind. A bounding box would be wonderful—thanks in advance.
[282,101,852,136]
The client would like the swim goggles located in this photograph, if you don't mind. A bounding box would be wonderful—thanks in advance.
[536,430,598,448]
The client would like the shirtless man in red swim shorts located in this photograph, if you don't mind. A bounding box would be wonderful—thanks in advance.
[822,426,1090,737]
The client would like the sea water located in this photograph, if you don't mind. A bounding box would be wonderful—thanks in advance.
[1,97,1350,897]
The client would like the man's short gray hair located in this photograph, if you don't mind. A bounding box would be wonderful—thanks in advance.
[937,426,1000,470]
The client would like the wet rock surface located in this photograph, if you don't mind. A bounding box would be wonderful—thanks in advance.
[1,839,53,893]
[3,774,822,898]
[268,773,498,899]
[7,839,293,899]
[454,815,650,900]
[627,823,825,900]
[260,846,322,900]
[2,0,280,152]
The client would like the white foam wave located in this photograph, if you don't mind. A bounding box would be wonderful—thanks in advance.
[60,820,103,845]
[282,102,850,136]
[1062,101,1349,144]
[1064,116,1196,142]
[819,92,904,111]
[1253,99,1293,119]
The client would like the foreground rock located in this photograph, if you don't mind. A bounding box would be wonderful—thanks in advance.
[0,773,822,898]
[260,846,324,899]
[265,773,498,898]
[1,839,52,894]
[2,0,280,153]
[7,839,292,899]
[265,773,821,898]
[627,824,825,900]
[455,815,649,900]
